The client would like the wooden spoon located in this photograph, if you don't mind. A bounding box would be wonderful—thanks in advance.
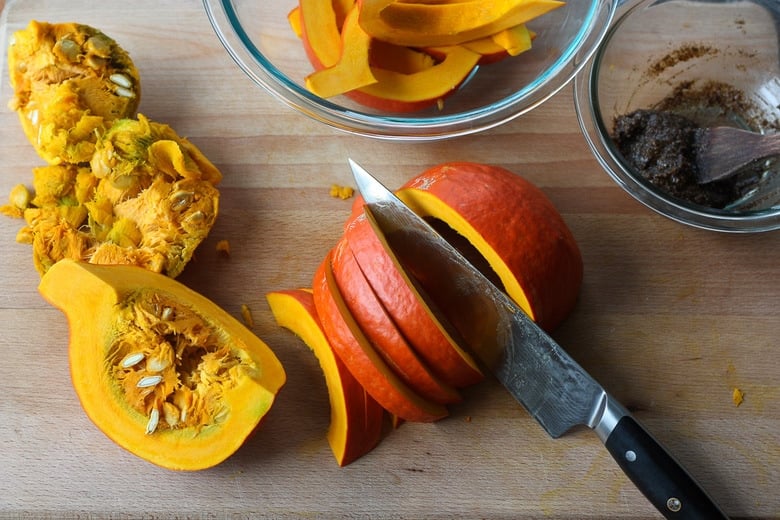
[695,127,780,184]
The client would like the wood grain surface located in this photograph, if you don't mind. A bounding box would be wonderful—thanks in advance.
[0,1,777,518]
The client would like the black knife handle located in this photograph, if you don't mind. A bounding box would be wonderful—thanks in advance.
[604,415,729,519]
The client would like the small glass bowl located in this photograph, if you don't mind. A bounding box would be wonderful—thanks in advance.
[574,0,780,232]
[204,0,617,140]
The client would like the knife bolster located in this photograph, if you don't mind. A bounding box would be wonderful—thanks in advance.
[593,393,629,443]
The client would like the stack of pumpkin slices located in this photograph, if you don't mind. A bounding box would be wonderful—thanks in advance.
[269,161,583,465]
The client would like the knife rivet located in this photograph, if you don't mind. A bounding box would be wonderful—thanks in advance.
[624,450,637,462]
[667,497,682,512]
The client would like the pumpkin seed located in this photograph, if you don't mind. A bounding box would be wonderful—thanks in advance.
[85,55,107,70]
[185,211,205,224]
[147,356,170,372]
[161,307,174,321]
[171,191,194,210]
[145,408,160,435]
[56,38,80,62]
[137,375,163,388]
[114,86,135,98]
[120,352,145,368]
[109,73,132,89]
[85,34,111,57]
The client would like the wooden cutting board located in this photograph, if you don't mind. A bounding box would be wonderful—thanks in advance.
[0,1,777,518]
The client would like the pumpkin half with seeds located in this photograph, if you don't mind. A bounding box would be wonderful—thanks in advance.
[7,20,141,165]
[39,259,286,471]
[6,114,221,277]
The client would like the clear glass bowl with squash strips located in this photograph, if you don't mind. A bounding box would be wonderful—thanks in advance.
[204,0,619,139]
[2,21,222,278]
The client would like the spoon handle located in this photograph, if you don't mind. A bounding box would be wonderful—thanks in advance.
[697,128,780,183]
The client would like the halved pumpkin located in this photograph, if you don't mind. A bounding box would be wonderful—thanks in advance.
[396,162,582,332]
[38,259,286,471]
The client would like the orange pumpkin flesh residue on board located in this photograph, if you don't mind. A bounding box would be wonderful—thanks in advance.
[216,239,231,256]
[330,184,355,200]
[732,387,744,407]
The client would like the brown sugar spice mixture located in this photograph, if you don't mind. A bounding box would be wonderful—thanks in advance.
[612,109,738,208]
[611,81,777,209]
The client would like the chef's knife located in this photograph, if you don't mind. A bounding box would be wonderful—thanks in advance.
[348,159,728,519]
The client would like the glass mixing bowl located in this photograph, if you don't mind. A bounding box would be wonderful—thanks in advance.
[574,0,780,232]
[204,0,617,140]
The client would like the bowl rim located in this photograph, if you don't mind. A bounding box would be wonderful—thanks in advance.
[573,0,780,233]
[204,0,619,141]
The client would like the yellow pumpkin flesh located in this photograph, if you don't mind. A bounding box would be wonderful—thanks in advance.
[39,259,286,471]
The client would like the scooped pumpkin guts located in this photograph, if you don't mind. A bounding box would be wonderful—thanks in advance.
[7,21,141,165]
[12,115,221,277]
[39,260,286,471]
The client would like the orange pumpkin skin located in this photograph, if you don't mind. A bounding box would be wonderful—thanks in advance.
[267,288,385,466]
[312,253,449,422]
[330,237,462,405]
[396,162,583,332]
[343,209,484,388]
[343,89,440,114]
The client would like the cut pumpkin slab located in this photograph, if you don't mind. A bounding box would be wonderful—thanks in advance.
[267,289,385,466]
[305,4,378,98]
[330,237,462,405]
[312,252,449,422]
[396,162,583,332]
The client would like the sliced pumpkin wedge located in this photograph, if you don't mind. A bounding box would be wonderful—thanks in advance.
[331,237,462,405]
[267,288,385,466]
[312,251,449,422]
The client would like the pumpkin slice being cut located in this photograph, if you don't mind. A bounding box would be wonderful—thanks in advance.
[267,288,385,466]
[344,209,483,388]
[312,252,449,422]
[38,259,286,471]
[330,237,461,405]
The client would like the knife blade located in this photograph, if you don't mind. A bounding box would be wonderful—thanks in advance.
[348,158,728,519]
